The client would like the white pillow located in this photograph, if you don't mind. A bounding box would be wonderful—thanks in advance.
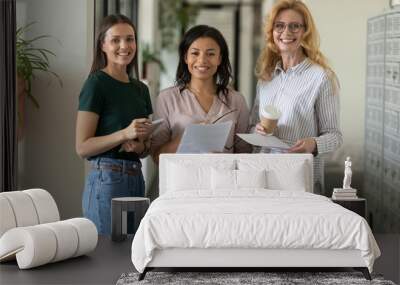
[167,160,235,192]
[238,159,308,191]
[211,169,267,190]
[267,164,306,191]
[237,169,267,189]
[211,169,236,190]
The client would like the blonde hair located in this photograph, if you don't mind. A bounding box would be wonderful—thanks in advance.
[255,0,338,89]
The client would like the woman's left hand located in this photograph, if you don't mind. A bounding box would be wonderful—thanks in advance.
[121,140,144,153]
[288,138,316,153]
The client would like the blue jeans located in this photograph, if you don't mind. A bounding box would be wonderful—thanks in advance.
[82,157,145,235]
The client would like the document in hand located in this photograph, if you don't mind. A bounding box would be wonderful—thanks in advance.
[237,133,290,151]
[177,121,233,153]
[118,119,165,153]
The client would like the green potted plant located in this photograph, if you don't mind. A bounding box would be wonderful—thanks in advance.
[16,22,61,140]
[159,0,199,50]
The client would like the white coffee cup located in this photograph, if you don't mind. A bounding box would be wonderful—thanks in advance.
[259,105,281,134]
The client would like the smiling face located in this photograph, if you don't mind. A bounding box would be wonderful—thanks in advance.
[185,37,221,82]
[273,9,305,55]
[101,23,136,69]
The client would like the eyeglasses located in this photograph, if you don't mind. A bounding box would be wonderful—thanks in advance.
[273,22,304,33]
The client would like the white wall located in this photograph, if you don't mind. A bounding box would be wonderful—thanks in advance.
[138,0,159,99]
[17,0,93,219]
[303,0,389,171]
[239,4,255,107]
[138,0,159,198]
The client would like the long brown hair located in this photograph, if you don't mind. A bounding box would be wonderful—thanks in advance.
[90,14,138,78]
[255,0,338,90]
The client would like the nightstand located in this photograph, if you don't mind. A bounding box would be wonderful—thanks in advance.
[111,197,150,242]
[331,198,366,219]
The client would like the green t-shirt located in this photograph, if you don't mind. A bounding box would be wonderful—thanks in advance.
[79,70,153,161]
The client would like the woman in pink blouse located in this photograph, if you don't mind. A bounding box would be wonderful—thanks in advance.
[151,25,251,163]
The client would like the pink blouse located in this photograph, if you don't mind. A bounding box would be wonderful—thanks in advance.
[151,86,251,154]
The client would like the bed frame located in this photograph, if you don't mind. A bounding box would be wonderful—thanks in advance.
[138,154,372,281]
[139,249,371,280]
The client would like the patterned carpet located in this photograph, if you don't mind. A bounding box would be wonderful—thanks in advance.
[116,271,396,285]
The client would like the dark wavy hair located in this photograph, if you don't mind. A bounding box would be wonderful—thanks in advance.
[90,14,138,78]
[176,25,232,100]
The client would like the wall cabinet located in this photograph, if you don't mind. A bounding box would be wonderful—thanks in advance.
[365,10,400,233]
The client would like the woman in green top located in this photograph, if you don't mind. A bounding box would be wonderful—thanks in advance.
[76,15,153,235]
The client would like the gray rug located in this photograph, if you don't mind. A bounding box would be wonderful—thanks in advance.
[116,271,396,285]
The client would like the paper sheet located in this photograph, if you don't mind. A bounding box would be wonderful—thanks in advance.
[177,121,233,153]
[237,133,290,150]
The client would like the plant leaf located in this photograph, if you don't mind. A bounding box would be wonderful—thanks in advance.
[16,22,63,108]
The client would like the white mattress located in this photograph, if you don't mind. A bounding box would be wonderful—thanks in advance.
[131,190,380,273]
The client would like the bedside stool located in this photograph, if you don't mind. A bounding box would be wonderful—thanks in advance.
[111,197,150,242]
[331,197,366,219]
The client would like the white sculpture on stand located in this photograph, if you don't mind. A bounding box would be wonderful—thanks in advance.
[333,156,357,199]
[343,156,352,189]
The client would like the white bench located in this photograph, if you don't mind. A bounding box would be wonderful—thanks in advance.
[0,189,98,269]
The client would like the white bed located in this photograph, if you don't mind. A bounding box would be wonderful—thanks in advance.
[131,154,380,280]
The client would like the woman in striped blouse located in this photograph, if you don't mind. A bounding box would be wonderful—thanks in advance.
[250,0,343,194]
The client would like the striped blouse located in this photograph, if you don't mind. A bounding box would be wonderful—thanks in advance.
[249,58,343,193]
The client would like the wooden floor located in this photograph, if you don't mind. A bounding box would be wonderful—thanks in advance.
[0,234,398,285]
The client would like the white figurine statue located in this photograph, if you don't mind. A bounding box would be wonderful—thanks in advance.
[343,157,352,189]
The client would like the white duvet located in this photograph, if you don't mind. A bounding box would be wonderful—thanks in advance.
[131,190,380,273]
